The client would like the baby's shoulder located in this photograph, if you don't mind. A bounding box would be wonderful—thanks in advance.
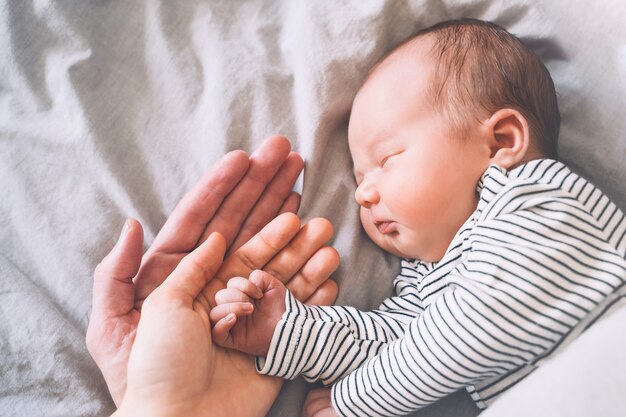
[478,159,616,220]
[475,159,625,254]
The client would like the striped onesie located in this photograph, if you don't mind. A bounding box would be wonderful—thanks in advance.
[256,159,626,416]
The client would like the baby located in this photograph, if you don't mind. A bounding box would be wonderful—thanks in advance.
[210,19,626,416]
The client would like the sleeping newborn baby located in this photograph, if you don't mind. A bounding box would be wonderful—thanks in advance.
[209,18,626,417]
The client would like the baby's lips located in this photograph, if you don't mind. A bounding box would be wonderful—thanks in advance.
[375,221,398,234]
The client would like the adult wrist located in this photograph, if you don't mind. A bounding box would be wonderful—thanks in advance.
[112,405,181,417]
[112,396,187,417]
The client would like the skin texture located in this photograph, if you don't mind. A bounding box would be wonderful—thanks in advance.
[112,232,308,417]
[104,31,537,416]
[348,37,488,262]
[300,35,534,416]
[210,269,287,356]
[114,233,236,417]
[210,35,535,417]
[348,35,531,262]
[209,271,337,417]
[87,135,339,416]
[208,220,341,356]
[302,388,335,417]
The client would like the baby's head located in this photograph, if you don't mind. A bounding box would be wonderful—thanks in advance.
[348,18,560,262]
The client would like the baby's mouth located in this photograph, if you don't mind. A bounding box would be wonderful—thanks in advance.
[375,221,397,235]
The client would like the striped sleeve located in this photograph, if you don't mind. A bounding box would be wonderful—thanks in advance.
[255,261,426,385]
[331,203,625,416]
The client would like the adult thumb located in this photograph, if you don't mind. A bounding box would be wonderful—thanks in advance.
[92,219,144,317]
[159,232,227,301]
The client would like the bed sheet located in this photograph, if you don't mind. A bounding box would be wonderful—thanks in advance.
[1,1,624,416]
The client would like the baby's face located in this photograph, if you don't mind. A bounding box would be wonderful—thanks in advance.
[348,37,490,261]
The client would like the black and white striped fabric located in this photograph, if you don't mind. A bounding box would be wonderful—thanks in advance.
[256,160,626,417]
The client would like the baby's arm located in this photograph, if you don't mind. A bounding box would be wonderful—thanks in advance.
[212,271,423,386]
[254,268,425,386]
[329,206,624,416]
[213,261,426,387]
[210,270,286,356]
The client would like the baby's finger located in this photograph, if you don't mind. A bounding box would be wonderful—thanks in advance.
[215,288,251,305]
[248,269,280,293]
[226,276,264,299]
[212,313,237,348]
[209,302,254,324]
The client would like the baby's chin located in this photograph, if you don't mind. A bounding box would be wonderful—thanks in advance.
[384,244,423,261]
[366,227,443,262]
[365,229,419,260]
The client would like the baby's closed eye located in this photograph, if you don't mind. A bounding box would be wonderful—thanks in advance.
[380,150,403,167]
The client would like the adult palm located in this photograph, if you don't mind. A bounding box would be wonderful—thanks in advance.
[119,234,282,417]
[87,136,339,410]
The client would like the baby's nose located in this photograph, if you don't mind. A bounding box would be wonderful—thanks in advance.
[354,179,380,207]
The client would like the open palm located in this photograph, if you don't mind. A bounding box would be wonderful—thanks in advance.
[87,136,339,409]
[121,233,285,416]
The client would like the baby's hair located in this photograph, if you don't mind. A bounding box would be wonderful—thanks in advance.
[372,18,560,159]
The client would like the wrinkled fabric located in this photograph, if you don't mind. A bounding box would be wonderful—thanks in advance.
[1,1,624,416]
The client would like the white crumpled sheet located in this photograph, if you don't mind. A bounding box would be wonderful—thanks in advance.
[1,1,624,416]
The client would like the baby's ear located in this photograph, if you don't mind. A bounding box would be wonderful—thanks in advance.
[485,108,531,169]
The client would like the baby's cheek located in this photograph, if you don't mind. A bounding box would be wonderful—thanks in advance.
[359,208,378,239]
[359,208,391,253]
[359,208,372,235]
[358,207,368,225]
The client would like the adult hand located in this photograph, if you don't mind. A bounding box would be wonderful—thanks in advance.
[106,213,339,416]
[113,232,229,417]
[114,232,339,417]
[113,229,340,417]
[194,213,340,417]
[134,135,304,306]
[87,136,338,406]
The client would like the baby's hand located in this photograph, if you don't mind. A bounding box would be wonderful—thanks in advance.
[210,269,287,356]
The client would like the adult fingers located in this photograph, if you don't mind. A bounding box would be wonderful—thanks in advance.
[150,150,250,254]
[285,246,340,302]
[198,135,294,249]
[135,137,297,305]
[213,212,301,285]
[199,213,299,309]
[263,218,334,284]
[278,191,302,215]
[304,280,339,306]
[91,219,144,319]
[229,151,304,253]
[155,233,227,304]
